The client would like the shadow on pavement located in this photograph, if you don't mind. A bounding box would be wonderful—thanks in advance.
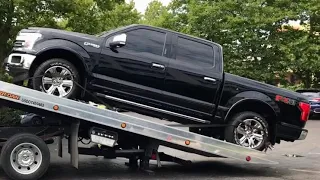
[42,158,288,180]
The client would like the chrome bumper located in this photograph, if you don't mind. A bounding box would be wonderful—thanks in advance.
[6,53,36,70]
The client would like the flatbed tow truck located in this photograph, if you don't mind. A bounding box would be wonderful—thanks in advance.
[0,80,277,180]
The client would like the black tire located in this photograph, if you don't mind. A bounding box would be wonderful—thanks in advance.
[32,58,80,99]
[0,133,50,180]
[224,111,269,151]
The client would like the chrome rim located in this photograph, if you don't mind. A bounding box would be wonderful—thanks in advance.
[234,118,266,149]
[10,143,43,175]
[42,66,74,97]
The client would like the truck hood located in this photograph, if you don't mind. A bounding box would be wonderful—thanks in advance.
[224,73,308,103]
[22,27,102,46]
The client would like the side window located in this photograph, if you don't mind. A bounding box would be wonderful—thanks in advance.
[176,37,214,67]
[114,29,166,56]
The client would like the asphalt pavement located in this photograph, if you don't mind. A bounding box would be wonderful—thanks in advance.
[1,113,320,180]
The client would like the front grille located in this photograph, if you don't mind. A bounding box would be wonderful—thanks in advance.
[13,40,25,48]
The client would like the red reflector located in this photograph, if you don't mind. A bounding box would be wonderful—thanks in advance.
[246,156,251,162]
[299,102,310,122]
[151,154,157,160]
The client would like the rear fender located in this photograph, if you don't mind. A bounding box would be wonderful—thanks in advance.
[224,91,280,122]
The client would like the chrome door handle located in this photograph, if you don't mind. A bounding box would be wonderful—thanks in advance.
[152,63,165,69]
[204,77,216,83]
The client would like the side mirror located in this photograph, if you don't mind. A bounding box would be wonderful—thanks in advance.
[109,33,127,49]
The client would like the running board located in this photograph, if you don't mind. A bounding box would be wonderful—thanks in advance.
[95,92,211,124]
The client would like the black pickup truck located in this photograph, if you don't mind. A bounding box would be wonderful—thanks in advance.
[3,24,310,151]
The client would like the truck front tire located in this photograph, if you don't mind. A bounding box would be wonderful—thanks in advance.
[33,58,80,99]
[224,111,269,151]
[0,133,50,180]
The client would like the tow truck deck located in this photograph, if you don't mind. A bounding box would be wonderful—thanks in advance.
[0,80,277,180]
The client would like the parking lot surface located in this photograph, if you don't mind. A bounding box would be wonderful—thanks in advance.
[1,114,319,180]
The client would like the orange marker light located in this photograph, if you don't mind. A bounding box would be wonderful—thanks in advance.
[185,140,190,145]
[121,123,127,128]
[53,105,59,111]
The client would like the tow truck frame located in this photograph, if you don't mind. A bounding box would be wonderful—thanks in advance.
[0,80,277,180]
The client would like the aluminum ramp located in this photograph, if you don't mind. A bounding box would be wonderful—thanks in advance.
[0,81,277,165]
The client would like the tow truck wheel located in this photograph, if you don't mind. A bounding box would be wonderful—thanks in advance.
[224,111,269,151]
[0,133,50,180]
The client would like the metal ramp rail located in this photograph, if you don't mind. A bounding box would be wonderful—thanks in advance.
[0,80,277,165]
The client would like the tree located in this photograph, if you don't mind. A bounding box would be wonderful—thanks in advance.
[144,0,320,87]
[62,0,140,35]
[0,0,14,62]
[0,0,140,125]
[0,0,77,62]
[0,0,140,63]
[98,1,141,32]
[141,0,169,27]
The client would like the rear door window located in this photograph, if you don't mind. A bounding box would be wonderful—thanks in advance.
[176,37,214,67]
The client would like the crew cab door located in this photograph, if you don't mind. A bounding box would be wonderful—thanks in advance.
[163,35,223,122]
[92,27,170,108]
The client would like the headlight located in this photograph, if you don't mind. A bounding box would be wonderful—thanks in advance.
[15,32,42,50]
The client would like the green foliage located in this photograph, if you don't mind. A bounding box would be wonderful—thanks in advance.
[279,83,305,92]
[0,107,23,126]
[0,69,23,126]
[0,70,12,82]
[0,0,140,125]
[141,0,169,27]
[99,1,141,33]
[143,0,320,87]
[53,0,140,35]
[0,0,140,62]
[0,0,320,125]
[272,0,320,88]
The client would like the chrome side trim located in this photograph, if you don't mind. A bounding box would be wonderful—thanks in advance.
[96,93,211,124]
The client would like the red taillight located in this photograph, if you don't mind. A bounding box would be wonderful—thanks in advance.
[313,98,320,101]
[299,102,310,122]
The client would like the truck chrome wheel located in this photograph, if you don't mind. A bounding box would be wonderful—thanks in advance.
[234,118,266,149]
[10,143,42,175]
[42,66,74,97]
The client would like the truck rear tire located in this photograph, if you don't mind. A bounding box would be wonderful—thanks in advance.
[0,133,50,180]
[33,58,80,99]
[224,111,269,151]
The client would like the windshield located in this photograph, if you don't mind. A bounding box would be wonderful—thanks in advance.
[95,30,110,37]
[95,26,128,37]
